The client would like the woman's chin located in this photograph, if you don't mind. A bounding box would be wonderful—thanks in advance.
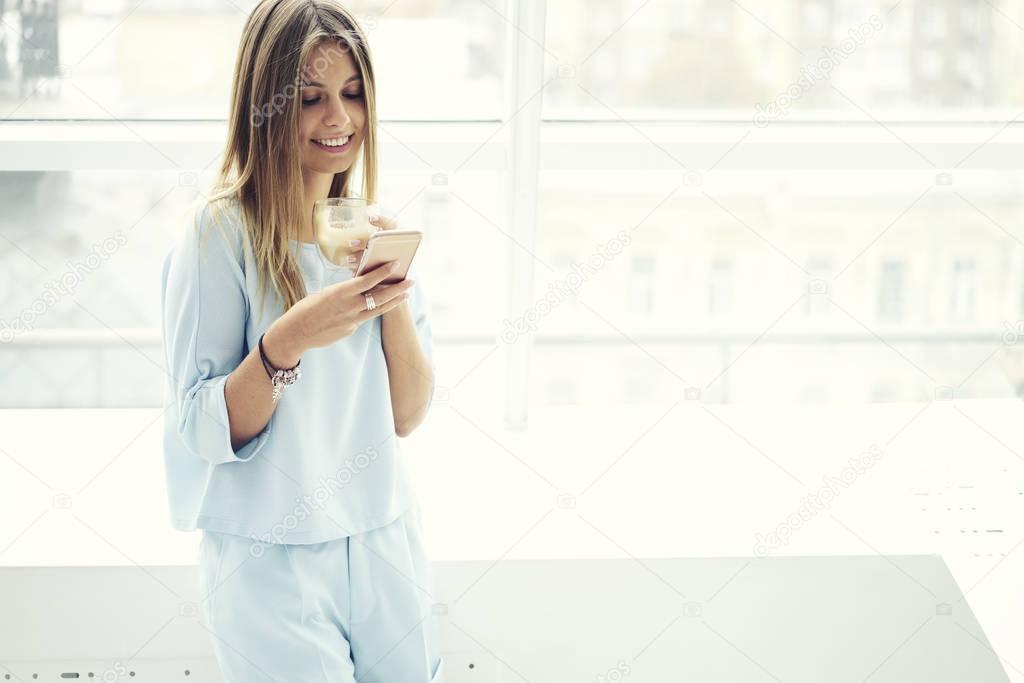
[304,158,356,175]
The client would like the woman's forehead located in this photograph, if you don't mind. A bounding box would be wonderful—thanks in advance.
[302,43,360,84]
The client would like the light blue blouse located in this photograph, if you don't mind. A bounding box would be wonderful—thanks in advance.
[160,197,435,544]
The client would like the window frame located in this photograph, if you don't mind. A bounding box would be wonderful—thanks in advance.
[3,0,1024,422]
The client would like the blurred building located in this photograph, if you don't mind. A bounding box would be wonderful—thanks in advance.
[1,0,1023,409]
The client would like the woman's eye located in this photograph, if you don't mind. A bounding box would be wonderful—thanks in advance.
[302,94,360,105]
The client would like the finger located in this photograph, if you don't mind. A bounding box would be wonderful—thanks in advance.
[369,215,397,230]
[366,283,414,310]
[355,290,410,324]
[345,249,365,270]
[357,281,413,315]
[352,260,402,290]
[365,278,415,299]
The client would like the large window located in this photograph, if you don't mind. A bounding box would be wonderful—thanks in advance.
[0,0,504,120]
[2,3,1023,668]
[543,0,1024,118]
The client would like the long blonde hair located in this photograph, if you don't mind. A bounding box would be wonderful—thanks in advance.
[208,0,379,319]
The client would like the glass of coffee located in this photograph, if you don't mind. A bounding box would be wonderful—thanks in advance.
[313,196,378,269]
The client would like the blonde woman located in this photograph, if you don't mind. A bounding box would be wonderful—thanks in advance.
[160,1,441,680]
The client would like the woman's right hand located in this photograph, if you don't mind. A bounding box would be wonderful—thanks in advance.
[263,261,414,366]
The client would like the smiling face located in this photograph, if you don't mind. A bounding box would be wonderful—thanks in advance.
[298,40,367,176]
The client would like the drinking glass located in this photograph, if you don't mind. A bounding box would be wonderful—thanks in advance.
[313,196,378,267]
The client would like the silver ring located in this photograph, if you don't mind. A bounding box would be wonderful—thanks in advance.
[364,293,376,311]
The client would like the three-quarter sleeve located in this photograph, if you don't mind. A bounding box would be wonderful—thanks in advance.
[161,201,272,465]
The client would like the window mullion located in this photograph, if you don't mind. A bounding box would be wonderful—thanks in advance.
[501,0,547,430]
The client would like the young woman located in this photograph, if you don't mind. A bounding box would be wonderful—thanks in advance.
[160,1,442,681]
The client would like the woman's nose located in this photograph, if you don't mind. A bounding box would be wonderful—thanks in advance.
[322,96,353,129]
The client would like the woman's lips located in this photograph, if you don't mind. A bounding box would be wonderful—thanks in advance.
[312,137,352,153]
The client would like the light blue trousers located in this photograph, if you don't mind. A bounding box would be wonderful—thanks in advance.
[198,504,444,682]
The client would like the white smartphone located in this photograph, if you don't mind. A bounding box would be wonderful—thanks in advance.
[354,228,423,284]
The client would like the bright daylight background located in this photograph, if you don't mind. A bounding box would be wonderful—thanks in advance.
[2,0,1024,677]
